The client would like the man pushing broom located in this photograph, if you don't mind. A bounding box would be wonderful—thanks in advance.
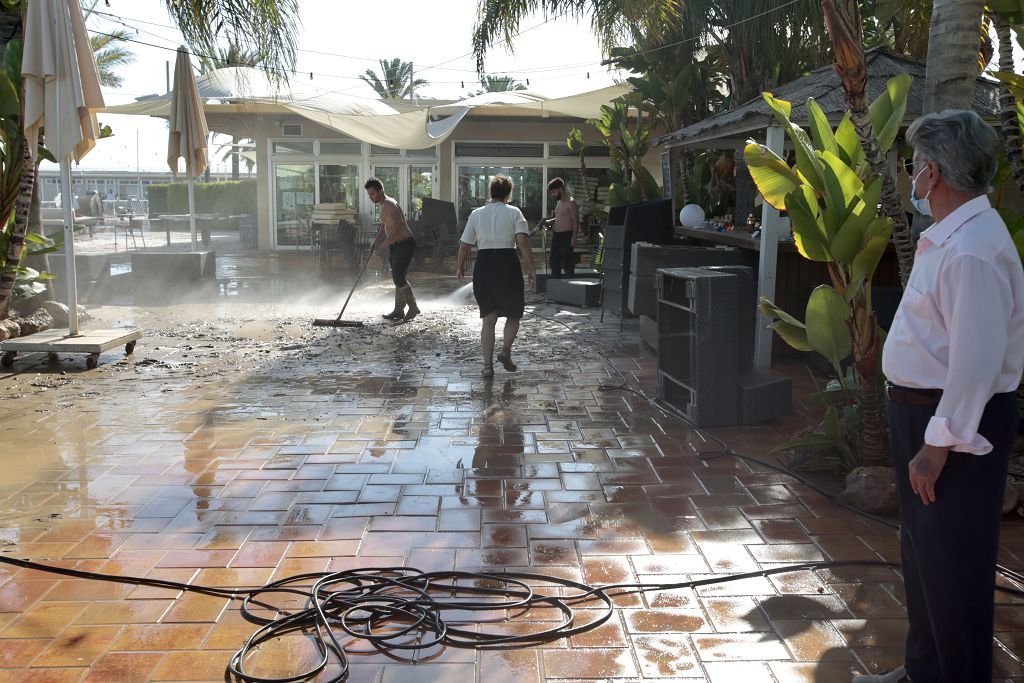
[365,178,420,322]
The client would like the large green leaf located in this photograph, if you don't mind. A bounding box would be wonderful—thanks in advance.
[834,114,864,168]
[806,98,838,158]
[805,285,853,371]
[760,297,814,352]
[818,150,865,239]
[763,93,824,194]
[869,73,912,153]
[785,187,831,261]
[0,69,18,118]
[831,177,883,265]
[744,141,801,210]
[851,217,893,285]
[770,320,814,352]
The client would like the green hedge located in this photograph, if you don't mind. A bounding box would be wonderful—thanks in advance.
[147,179,256,216]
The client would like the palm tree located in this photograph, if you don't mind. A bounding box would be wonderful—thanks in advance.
[922,0,986,112]
[473,0,826,108]
[90,29,135,88]
[359,59,428,100]
[471,0,677,75]
[197,43,262,74]
[162,0,300,81]
[477,75,527,93]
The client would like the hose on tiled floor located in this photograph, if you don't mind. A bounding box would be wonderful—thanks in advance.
[0,553,906,682]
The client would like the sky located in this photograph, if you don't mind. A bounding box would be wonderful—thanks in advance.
[53,0,623,174]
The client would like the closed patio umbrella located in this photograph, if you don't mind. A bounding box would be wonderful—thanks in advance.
[23,0,104,336]
[168,46,208,251]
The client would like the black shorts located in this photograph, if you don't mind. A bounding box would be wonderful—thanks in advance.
[473,248,524,319]
[388,237,416,287]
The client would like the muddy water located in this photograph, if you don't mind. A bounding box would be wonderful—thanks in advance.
[0,270,632,537]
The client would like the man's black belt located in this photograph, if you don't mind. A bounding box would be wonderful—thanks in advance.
[884,382,943,405]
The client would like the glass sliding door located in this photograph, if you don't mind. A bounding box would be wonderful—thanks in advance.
[408,165,434,220]
[456,165,542,223]
[368,166,400,223]
[318,163,360,211]
[274,163,315,248]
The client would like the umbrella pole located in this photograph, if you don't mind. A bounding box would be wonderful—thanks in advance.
[60,158,79,336]
[188,175,197,251]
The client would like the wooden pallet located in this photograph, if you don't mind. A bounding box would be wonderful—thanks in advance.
[1,328,142,369]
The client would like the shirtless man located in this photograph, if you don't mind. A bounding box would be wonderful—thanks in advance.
[544,177,579,278]
[365,178,420,321]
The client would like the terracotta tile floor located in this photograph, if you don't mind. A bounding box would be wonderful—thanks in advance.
[1,264,1023,681]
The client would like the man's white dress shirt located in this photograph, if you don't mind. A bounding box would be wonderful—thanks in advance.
[882,195,1024,454]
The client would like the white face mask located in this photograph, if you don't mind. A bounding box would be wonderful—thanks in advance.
[911,166,933,217]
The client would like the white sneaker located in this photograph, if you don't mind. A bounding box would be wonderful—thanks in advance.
[851,666,910,683]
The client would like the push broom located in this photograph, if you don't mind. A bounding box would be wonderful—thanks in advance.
[312,246,376,328]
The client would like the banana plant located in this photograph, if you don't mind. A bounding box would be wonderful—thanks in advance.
[745,79,910,468]
[588,101,658,204]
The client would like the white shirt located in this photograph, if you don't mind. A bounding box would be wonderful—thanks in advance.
[460,201,529,249]
[882,195,1024,454]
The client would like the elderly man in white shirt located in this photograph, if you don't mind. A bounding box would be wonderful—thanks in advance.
[854,110,1024,683]
[456,175,537,379]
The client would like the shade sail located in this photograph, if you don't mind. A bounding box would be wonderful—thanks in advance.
[105,69,632,149]
[168,47,209,178]
[23,0,104,162]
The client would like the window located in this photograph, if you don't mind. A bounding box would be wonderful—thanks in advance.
[319,142,361,155]
[319,164,360,211]
[370,145,402,156]
[548,144,610,158]
[457,165,542,222]
[409,166,434,219]
[273,140,314,154]
[274,163,315,247]
[455,142,544,158]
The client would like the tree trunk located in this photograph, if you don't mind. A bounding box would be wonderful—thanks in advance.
[23,158,54,303]
[0,142,35,318]
[992,12,1024,194]
[823,0,914,287]
[678,148,691,205]
[923,0,986,113]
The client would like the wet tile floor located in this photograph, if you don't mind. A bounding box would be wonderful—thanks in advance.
[1,267,1023,682]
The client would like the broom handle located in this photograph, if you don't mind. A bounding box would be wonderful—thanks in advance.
[335,245,376,321]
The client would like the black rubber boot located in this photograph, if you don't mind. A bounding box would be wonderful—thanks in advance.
[402,285,420,321]
[382,289,405,320]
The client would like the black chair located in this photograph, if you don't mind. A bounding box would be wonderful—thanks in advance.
[420,197,459,271]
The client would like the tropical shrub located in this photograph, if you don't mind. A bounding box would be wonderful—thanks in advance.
[744,73,910,469]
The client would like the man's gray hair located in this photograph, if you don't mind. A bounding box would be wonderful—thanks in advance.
[906,109,999,194]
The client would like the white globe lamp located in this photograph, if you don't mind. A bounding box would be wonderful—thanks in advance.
[679,204,705,228]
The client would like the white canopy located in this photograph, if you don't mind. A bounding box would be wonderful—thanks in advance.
[105,69,632,149]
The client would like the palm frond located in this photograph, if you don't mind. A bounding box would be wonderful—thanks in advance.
[359,58,429,99]
[90,29,136,88]
[471,0,679,74]
[162,0,300,83]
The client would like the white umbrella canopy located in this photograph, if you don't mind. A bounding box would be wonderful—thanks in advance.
[22,0,105,335]
[168,47,209,251]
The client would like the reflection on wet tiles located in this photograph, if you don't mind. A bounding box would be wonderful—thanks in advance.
[0,273,956,679]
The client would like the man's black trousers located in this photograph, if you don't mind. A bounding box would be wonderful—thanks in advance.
[887,391,1017,682]
[548,231,575,278]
